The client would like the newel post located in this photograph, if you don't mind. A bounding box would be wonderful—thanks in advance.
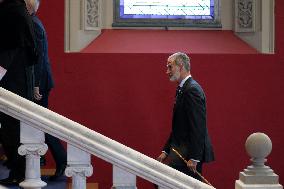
[235,132,283,189]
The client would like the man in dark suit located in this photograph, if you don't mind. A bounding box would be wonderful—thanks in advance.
[25,0,67,180]
[157,52,214,181]
[0,0,38,184]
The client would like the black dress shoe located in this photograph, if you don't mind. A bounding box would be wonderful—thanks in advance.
[49,165,66,181]
[0,177,24,185]
[40,156,46,166]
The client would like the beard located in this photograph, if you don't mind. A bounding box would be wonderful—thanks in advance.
[169,70,181,82]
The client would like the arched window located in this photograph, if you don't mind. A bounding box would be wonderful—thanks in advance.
[113,0,221,28]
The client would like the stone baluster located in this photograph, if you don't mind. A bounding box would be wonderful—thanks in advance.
[19,122,48,189]
[65,144,93,189]
[235,132,283,189]
[112,165,137,189]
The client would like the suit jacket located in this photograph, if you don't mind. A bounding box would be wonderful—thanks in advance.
[163,77,214,164]
[0,0,37,100]
[0,0,37,54]
[32,15,54,91]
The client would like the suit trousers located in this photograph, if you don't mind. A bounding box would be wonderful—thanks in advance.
[153,162,203,189]
[36,89,67,168]
[0,113,25,179]
[169,162,203,181]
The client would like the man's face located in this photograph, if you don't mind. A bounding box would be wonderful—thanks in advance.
[166,57,180,82]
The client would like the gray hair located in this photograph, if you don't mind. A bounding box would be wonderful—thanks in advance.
[170,52,190,72]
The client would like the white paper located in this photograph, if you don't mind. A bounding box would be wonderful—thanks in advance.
[0,66,7,81]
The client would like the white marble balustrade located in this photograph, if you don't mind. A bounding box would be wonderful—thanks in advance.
[0,87,214,189]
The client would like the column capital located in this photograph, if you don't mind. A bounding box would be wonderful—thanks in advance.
[65,165,93,177]
[18,143,48,156]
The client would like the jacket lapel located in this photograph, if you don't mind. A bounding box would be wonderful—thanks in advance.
[173,77,192,111]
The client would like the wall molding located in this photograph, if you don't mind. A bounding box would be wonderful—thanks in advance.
[83,0,100,30]
[234,0,257,32]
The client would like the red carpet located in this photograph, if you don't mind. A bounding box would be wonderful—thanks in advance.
[81,29,258,54]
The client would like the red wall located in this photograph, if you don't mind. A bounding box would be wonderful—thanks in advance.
[38,1,284,189]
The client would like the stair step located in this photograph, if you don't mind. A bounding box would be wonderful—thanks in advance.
[41,168,55,176]
[67,183,98,189]
[41,169,98,189]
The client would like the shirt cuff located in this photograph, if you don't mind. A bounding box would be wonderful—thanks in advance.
[162,151,168,156]
[190,159,200,163]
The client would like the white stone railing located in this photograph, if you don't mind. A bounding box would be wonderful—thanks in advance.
[0,87,214,189]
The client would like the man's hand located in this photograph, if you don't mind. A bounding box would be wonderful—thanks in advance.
[157,152,167,162]
[187,159,198,173]
[34,87,42,101]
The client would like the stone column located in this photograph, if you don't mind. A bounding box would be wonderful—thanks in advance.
[19,122,48,189]
[235,132,283,189]
[112,165,137,189]
[65,144,93,189]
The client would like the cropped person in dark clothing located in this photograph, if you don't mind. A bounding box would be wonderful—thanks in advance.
[25,0,67,180]
[0,0,38,185]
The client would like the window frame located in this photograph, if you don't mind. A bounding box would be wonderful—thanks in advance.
[112,0,222,28]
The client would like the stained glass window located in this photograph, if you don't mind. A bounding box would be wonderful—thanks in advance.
[121,0,214,19]
[113,0,221,27]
